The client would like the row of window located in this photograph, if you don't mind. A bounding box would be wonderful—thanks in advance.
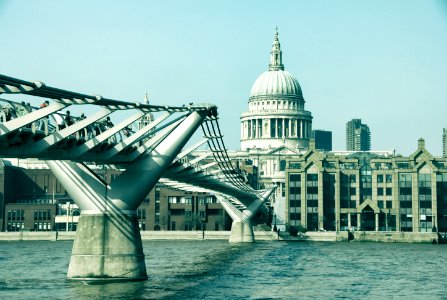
[7,209,52,221]
[292,173,447,186]
[168,196,217,204]
[7,210,25,221]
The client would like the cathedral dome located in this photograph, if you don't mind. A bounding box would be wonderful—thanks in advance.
[248,29,303,100]
[249,70,303,99]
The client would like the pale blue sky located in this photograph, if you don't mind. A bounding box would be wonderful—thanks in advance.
[1,0,446,155]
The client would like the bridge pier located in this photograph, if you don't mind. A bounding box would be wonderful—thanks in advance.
[46,110,209,281]
[68,213,147,281]
[217,187,276,243]
[229,220,254,243]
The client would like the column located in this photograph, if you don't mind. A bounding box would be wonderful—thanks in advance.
[289,119,295,137]
[357,213,362,231]
[375,213,379,231]
[282,118,285,138]
[432,172,438,231]
[318,171,324,231]
[295,119,298,137]
[300,120,303,138]
[275,119,278,138]
[348,213,352,229]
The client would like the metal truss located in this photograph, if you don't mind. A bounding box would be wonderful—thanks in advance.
[0,74,275,209]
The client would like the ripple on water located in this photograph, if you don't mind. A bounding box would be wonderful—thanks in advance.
[1,240,447,299]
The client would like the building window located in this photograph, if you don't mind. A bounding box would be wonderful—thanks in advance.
[6,209,25,231]
[399,173,412,231]
[418,173,432,232]
[306,172,318,231]
[360,165,372,203]
[386,188,392,196]
[323,173,336,231]
[33,209,52,231]
[386,174,392,183]
[437,173,447,231]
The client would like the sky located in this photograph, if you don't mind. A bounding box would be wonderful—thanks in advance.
[1,0,446,156]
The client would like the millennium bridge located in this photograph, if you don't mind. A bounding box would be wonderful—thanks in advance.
[0,74,276,281]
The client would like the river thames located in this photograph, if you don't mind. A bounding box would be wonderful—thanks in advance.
[0,240,446,299]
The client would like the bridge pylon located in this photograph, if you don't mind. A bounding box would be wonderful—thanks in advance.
[47,110,209,281]
[216,187,276,243]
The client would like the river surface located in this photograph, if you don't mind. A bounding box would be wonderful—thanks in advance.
[0,240,446,299]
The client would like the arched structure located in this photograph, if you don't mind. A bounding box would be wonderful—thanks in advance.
[0,74,276,282]
[240,29,313,151]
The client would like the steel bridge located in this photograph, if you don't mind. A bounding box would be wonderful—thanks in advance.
[0,74,276,281]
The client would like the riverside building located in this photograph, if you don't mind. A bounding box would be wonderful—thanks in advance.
[0,160,232,232]
[285,138,447,233]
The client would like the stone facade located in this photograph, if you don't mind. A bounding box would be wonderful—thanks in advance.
[285,139,447,233]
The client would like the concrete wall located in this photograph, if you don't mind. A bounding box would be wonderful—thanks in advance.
[352,231,438,243]
[0,231,439,243]
[0,231,57,241]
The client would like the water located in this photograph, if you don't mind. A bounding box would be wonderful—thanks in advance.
[1,240,447,299]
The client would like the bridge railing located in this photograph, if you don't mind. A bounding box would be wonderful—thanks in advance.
[0,97,138,145]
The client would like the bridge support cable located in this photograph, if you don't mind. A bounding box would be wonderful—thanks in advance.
[46,109,210,281]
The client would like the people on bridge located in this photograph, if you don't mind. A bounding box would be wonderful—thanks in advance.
[53,113,65,130]
[1,105,12,122]
[16,101,29,117]
[123,126,133,137]
[65,111,74,127]
[78,113,89,138]
[104,116,113,129]
[39,100,49,108]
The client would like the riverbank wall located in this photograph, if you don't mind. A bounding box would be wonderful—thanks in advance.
[0,230,439,243]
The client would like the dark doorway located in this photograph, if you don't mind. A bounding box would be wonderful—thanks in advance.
[361,206,375,231]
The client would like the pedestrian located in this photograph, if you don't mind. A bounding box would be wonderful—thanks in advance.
[104,116,113,129]
[78,113,87,138]
[40,100,49,108]
[65,111,74,127]
[277,228,281,239]
[16,101,28,117]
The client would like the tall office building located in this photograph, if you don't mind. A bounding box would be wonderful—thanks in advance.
[346,119,371,151]
[312,129,332,151]
[443,128,447,157]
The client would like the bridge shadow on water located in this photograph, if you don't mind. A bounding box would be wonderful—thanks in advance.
[65,240,265,299]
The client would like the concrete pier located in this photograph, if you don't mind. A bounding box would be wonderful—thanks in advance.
[67,214,147,281]
[229,220,255,243]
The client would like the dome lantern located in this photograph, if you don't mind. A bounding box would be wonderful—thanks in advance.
[269,27,284,71]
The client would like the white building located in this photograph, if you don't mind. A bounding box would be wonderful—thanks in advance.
[238,30,313,229]
[240,29,312,151]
